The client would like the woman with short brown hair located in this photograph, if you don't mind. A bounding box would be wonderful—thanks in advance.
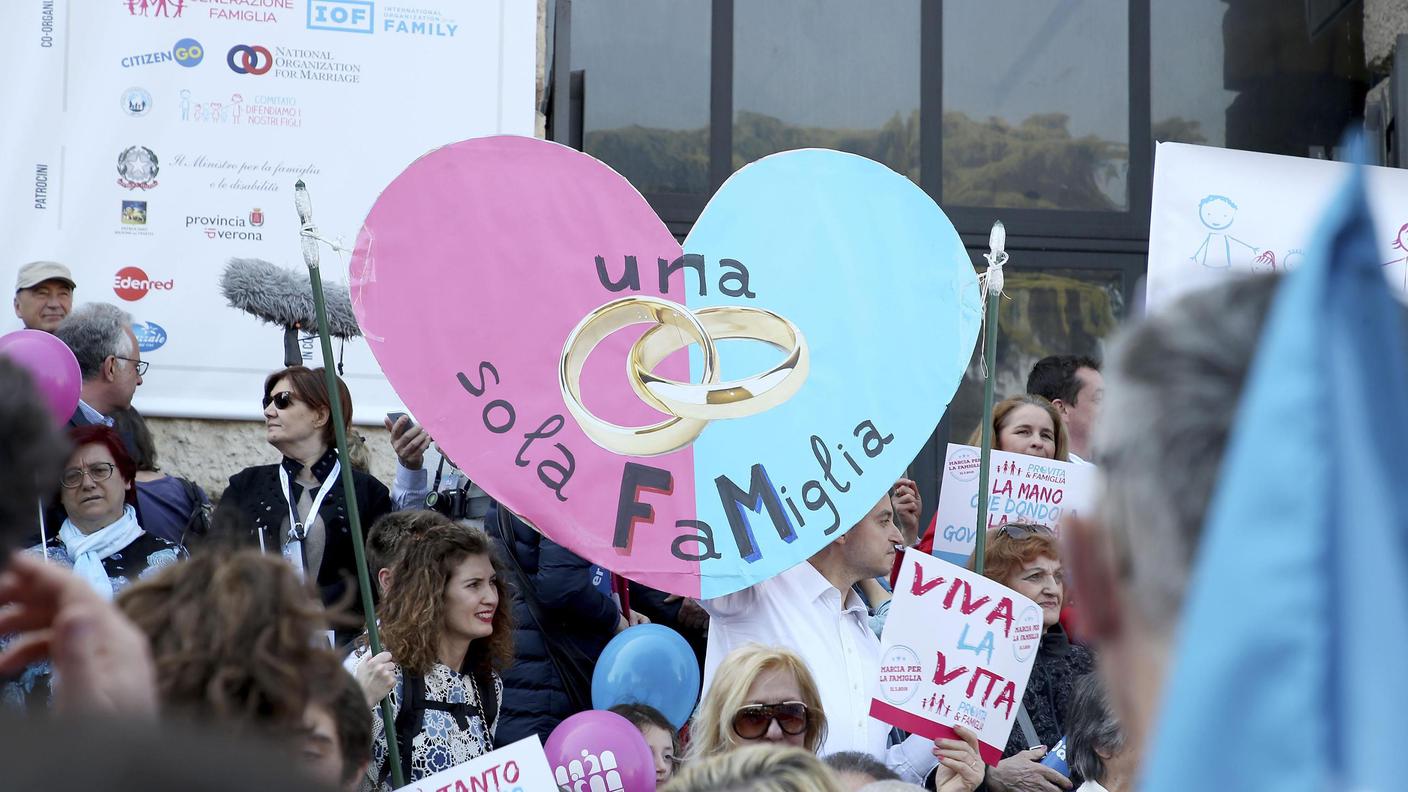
[214,365,391,641]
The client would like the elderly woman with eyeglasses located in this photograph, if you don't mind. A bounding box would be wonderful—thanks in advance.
[948,522,1094,792]
[2,425,182,711]
[214,365,391,644]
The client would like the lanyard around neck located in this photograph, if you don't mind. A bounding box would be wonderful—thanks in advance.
[273,459,341,575]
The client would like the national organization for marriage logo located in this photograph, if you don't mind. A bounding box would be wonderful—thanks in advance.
[227,44,273,76]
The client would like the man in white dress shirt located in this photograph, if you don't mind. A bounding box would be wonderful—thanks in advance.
[701,488,940,785]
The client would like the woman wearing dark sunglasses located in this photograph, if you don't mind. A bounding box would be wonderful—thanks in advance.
[689,645,985,791]
[687,645,828,759]
[215,366,391,643]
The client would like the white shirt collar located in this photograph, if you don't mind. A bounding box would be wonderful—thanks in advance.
[792,560,870,615]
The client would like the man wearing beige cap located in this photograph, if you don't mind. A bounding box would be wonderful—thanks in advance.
[13,261,76,333]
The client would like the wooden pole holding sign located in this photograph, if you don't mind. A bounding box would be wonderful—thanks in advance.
[295,180,405,791]
[973,221,1007,576]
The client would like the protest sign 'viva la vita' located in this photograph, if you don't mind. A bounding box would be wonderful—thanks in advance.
[870,550,1043,765]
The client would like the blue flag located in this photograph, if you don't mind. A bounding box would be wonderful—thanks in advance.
[1142,146,1408,790]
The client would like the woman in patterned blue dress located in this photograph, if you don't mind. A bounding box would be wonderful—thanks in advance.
[358,522,513,790]
[2,425,182,710]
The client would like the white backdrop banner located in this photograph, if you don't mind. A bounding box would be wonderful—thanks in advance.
[1148,142,1408,311]
[1,0,535,421]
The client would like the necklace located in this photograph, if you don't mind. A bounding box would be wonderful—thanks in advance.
[466,668,494,750]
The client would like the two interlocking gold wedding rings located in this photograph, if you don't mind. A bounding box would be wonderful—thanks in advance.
[559,296,810,456]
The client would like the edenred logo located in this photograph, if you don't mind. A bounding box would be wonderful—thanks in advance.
[113,266,174,301]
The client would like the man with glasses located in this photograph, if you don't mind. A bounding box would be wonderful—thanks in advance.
[55,302,146,458]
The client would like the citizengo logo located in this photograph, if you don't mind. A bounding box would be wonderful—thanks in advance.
[227,44,273,75]
[120,37,204,68]
[308,0,374,33]
[173,37,203,67]
[113,266,174,302]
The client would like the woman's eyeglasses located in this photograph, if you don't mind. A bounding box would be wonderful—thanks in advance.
[731,701,810,740]
[61,462,117,489]
[262,390,298,410]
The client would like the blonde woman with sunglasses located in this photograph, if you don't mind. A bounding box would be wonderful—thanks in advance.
[688,645,829,760]
[688,645,984,792]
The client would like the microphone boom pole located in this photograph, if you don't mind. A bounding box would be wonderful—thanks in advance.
[294,179,405,790]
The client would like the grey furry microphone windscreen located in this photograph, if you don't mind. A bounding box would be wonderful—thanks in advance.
[220,257,362,338]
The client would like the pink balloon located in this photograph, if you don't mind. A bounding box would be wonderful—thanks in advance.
[0,329,82,426]
[545,710,657,792]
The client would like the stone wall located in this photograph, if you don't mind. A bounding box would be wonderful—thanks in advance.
[147,0,552,502]
[1367,0,1408,75]
[145,417,400,501]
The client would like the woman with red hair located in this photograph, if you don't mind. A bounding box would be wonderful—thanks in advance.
[44,425,182,595]
[2,425,182,710]
[965,523,1093,791]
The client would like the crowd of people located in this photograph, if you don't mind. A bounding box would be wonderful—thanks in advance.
[0,257,1284,791]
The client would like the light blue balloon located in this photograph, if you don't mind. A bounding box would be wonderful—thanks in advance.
[591,623,700,729]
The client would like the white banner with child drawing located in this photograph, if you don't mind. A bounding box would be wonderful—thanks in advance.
[1147,142,1408,311]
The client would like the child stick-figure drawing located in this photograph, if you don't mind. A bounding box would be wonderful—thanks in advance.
[1383,222,1408,292]
[1190,195,1259,269]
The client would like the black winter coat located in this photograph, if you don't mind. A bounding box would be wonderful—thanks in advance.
[213,448,391,641]
[487,504,620,746]
[1002,624,1096,757]
[926,625,1095,792]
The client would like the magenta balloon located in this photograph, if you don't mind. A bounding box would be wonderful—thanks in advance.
[545,710,657,792]
[0,329,82,426]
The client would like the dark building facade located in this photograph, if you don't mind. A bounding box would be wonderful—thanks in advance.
[547,0,1370,522]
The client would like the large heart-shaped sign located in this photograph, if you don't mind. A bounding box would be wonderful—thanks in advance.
[350,136,980,598]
